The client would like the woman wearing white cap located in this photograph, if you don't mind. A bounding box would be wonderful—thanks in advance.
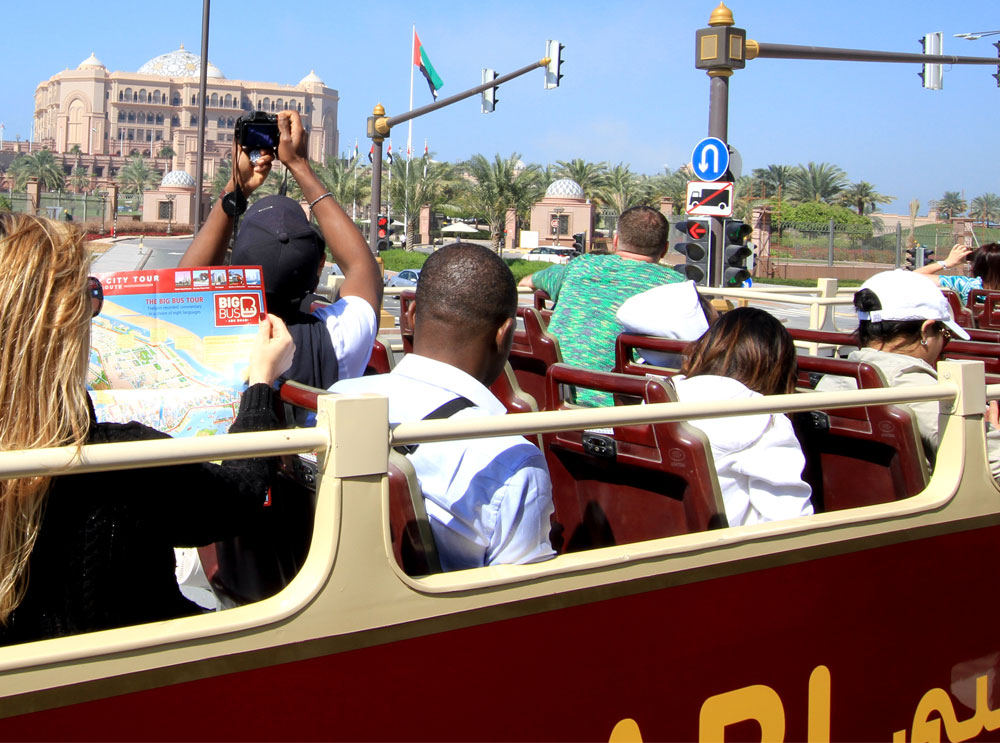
[816,270,1000,475]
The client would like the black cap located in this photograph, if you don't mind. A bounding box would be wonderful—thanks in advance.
[232,195,324,312]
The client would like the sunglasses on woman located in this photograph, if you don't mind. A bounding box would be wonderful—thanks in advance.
[88,276,103,318]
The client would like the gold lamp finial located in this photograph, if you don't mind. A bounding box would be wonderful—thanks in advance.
[708,2,734,27]
[373,103,385,116]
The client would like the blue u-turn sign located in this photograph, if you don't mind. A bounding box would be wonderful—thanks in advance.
[691,137,730,182]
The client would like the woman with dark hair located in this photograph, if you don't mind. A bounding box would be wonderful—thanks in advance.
[916,242,1000,304]
[671,307,813,527]
[816,270,1000,475]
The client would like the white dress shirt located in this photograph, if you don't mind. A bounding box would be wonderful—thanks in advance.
[331,354,555,571]
[671,375,814,527]
[312,295,377,381]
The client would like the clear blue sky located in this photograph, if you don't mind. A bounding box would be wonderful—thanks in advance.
[1,1,996,214]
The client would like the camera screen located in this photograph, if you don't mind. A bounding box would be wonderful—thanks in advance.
[242,124,279,150]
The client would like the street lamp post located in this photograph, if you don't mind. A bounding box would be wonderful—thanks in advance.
[954,31,1000,41]
[165,193,176,235]
[98,192,107,235]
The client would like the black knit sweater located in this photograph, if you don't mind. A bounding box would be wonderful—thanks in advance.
[0,384,280,646]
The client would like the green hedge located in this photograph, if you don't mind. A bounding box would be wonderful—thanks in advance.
[379,249,552,284]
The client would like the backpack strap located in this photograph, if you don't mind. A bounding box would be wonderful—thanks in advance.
[393,396,475,456]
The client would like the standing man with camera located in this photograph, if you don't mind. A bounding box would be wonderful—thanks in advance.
[181,110,383,405]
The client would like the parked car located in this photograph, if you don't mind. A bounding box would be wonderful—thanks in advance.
[526,246,582,264]
[385,268,421,287]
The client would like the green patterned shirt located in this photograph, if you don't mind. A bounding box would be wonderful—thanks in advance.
[532,255,684,406]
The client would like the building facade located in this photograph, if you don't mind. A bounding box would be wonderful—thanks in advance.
[32,47,338,185]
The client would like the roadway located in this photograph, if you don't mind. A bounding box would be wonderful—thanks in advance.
[90,237,857,333]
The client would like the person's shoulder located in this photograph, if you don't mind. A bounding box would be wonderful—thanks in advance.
[89,421,170,444]
[312,294,377,322]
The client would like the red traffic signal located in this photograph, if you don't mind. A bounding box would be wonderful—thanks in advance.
[376,216,389,239]
[676,220,708,240]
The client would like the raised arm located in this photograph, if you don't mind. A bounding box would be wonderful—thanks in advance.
[178,142,274,268]
[914,243,972,285]
[276,110,383,318]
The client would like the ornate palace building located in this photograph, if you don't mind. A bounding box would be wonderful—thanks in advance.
[30,46,338,186]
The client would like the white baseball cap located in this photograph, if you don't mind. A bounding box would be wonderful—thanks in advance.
[857,270,970,340]
[616,280,711,340]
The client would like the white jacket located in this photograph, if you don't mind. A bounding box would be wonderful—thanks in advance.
[671,375,814,527]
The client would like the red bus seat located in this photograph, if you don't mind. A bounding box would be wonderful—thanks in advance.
[967,288,1000,330]
[510,306,563,409]
[399,290,415,354]
[542,364,726,554]
[388,451,441,576]
[614,333,688,376]
[794,355,928,511]
[943,289,975,328]
[366,338,394,375]
[532,289,553,324]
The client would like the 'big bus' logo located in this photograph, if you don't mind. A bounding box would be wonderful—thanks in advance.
[215,293,260,326]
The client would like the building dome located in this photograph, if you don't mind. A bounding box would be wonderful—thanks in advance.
[77,52,105,70]
[545,178,585,199]
[298,69,325,86]
[137,45,225,79]
[161,170,196,188]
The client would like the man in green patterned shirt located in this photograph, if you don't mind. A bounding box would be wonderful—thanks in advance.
[519,205,684,406]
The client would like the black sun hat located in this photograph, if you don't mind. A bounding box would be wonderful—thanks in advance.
[232,195,325,311]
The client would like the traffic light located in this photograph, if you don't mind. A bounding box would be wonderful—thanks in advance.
[544,40,564,89]
[481,68,498,113]
[674,219,711,286]
[920,246,934,267]
[905,246,918,269]
[919,32,943,90]
[376,215,389,252]
[572,232,586,251]
[722,219,753,286]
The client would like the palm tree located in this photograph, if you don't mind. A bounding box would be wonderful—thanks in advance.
[158,145,176,159]
[116,154,160,196]
[315,155,370,216]
[69,166,90,193]
[463,153,545,251]
[838,181,894,215]
[788,162,848,203]
[594,162,649,216]
[387,153,455,249]
[934,191,967,220]
[552,158,606,200]
[648,166,694,211]
[970,193,1000,225]
[750,164,794,199]
[7,150,66,192]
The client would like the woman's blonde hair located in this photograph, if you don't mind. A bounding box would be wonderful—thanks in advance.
[0,214,92,623]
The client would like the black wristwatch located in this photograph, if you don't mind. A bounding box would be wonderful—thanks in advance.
[221,190,248,217]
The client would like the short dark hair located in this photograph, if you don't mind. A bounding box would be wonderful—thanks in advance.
[971,242,1000,291]
[617,205,670,257]
[415,242,517,336]
[853,287,926,348]
[682,307,797,395]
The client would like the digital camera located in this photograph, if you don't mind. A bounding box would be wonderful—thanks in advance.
[235,111,279,150]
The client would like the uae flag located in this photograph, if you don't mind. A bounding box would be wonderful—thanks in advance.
[413,30,443,100]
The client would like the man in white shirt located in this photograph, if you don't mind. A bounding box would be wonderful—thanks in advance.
[332,243,555,571]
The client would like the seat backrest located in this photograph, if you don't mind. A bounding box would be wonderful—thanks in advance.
[793,355,928,511]
[510,306,563,409]
[532,289,553,324]
[366,337,394,376]
[541,364,726,554]
[399,289,416,354]
[943,289,975,328]
[387,451,441,576]
[941,339,1000,373]
[967,288,1000,330]
[614,333,688,376]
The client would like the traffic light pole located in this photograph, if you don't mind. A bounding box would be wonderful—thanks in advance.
[705,18,732,287]
[366,56,551,254]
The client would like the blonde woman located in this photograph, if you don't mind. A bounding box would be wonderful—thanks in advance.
[0,214,293,645]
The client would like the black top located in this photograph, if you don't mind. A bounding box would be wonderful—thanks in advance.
[0,384,280,646]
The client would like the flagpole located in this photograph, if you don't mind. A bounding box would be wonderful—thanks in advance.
[352,138,358,222]
[387,139,392,230]
[405,25,415,245]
